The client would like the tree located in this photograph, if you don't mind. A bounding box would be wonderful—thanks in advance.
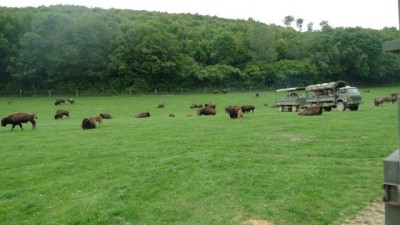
[296,18,304,32]
[283,15,295,28]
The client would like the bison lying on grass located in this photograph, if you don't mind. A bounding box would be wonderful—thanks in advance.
[197,107,216,116]
[241,105,255,113]
[298,106,323,116]
[99,113,112,119]
[1,112,37,131]
[81,117,96,129]
[135,112,150,118]
[54,109,69,119]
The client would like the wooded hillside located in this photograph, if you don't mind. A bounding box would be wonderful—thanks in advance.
[0,5,399,94]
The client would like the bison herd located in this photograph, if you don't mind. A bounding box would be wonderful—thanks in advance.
[2,91,399,131]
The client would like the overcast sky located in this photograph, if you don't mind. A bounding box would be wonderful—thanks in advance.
[1,0,398,30]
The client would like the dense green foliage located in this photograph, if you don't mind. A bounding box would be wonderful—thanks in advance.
[0,5,399,95]
[0,86,398,224]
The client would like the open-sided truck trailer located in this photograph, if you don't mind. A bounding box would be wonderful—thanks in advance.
[275,87,306,112]
[305,80,362,111]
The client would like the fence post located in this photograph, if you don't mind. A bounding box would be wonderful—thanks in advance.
[204,87,207,93]
[129,88,132,95]
[154,89,157,95]
[48,90,52,97]
[76,89,79,97]
[19,89,22,98]
[250,86,252,92]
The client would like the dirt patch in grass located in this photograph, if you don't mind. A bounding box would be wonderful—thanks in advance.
[245,219,274,225]
[341,200,384,225]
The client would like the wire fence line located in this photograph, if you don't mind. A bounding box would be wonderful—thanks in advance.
[0,86,270,97]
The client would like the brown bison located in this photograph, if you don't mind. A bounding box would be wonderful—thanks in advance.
[190,104,203,109]
[157,103,165,108]
[205,103,216,109]
[81,117,96,129]
[298,106,323,116]
[256,92,259,98]
[135,112,150,118]
[54,98,65,105]
[1,112,37,131]
[54,109,69,119]
[241,105,255,113]
[374,97,384,106]
[225,105,240,114]
[221,88,228,94]
[66,98,75,104]
[99,113,113,119]
[227,106,243,119]
[197,107,216,116]
[168,114,176,117]
[95,116,103,125]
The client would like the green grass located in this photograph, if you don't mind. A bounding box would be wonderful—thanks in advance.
[0,86,398,225]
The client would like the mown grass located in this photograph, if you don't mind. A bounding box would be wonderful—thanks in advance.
[0,86,398,225]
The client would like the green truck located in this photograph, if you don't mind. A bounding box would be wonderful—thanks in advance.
[305,80,362,111]
[275,81,362,112]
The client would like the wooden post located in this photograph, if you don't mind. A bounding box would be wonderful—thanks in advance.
[48,90,51,97]
[250,86,252,92]
[204,87,207,93]
[19,89,22,98]
[129,88,132,95]
[154,89,157,95]
[76,89,79,97]
[181,88,183,94]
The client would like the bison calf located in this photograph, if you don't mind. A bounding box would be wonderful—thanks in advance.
[298,106,323,116]
[1,112,37,131]
[81,117,96,129]
[197,107,216,116]
[54,109,69,119]
[95,115,103,125]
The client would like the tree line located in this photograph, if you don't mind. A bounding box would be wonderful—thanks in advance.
[0,5,399,95]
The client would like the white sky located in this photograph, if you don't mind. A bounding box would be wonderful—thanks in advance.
[1,0,398,30]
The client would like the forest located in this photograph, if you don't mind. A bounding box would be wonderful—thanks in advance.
[0,5,399,95]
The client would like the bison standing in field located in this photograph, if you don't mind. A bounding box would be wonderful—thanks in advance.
[197,107,216,116]
[298,106,323,116]
[241,105,255,113]
[374,97,384,106]
[81,117,96,129]
[227,106,243,119]
[54,109,69,119]
[99,113,113,119]
[95,115,103,125]
[1,112,37,131]
[135,112,150,118]
[54,98,65,105]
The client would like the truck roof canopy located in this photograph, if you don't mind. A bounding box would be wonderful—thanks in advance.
[305,80,349,91]
[276,87,306,92]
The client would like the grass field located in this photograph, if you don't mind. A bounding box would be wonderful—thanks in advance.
[0,86,398,225]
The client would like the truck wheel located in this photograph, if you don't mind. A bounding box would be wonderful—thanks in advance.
[278,106,283,112]
[350,105,359,111]
[291,105,298,112]
[336,102,346,111]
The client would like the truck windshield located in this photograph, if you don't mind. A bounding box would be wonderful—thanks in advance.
[345,88,360,95]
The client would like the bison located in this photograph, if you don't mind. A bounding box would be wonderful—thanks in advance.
[95,115,103,125]
[374,97,384,106]
[204,103,216,109]
[225,105,239,114]
[99,113,113,119]
[1,112,37,131]
[241,105,255,113]
[227,106,243,119]
[197,107,216,116]
[221,88,228,94]
[81,117,96,129]
[157,103,165,108]
[66,98,75,104]
[256,92,259,98]
[54,109,69,119]
[298,106,323,116]
[54,98,65,105]
[135,112,150,118]
[190,104,203,109]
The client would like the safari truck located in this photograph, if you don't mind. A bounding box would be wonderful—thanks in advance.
[275,87,306,112]
[305,80,362,111]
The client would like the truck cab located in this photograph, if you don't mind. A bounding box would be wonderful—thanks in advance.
[305,81,362,111]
